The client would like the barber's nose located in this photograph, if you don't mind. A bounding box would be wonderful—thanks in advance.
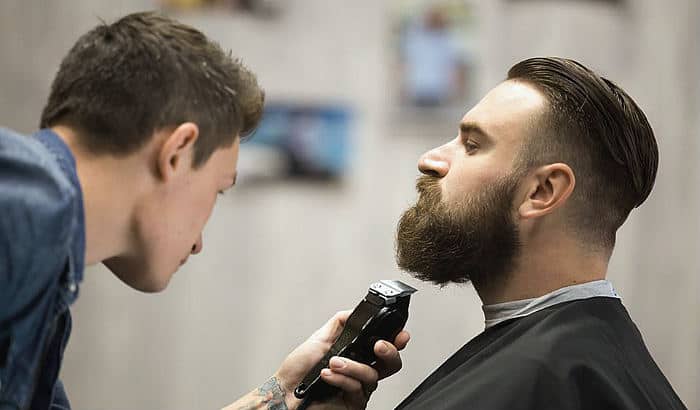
[418,145,450,178]
[191,235,203,255]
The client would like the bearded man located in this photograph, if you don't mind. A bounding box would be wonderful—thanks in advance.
[394,57,687,409]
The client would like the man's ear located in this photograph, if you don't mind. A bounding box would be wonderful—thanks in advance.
[157,122,199,181]
[518,163,575,219]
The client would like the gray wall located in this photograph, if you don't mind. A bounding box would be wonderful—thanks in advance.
[0,1,697,409]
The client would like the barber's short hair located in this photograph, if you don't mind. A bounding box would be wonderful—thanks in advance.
[40,11,264,168]
[508,57,658,247]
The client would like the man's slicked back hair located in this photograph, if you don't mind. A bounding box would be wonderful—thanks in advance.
[40,11,264,168]
[508,57,658,247]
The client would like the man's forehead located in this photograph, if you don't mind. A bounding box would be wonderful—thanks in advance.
[461,80,546,143]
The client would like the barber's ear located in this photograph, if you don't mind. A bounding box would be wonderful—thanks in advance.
[157,122,199,181]
[518,163,575,219]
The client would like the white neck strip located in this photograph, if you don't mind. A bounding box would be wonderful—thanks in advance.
[482,280,620,329]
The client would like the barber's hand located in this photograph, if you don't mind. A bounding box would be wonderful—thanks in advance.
[276,310,410,409]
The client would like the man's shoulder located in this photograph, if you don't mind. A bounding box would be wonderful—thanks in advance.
[395,313,596,410]
[508,297,631,364]
[426,298,630,379]
[397,298,684,410]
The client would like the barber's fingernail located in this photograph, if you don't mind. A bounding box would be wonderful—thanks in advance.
[330,357,347,369]
[377,341,389,354]
[321,369,333,376]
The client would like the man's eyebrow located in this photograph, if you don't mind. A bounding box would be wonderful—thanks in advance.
[459,122,492,141]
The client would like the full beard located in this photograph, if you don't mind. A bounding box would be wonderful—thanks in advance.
[395,174,521,288]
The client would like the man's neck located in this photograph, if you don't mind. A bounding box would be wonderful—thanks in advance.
[51,126,148,266]
[475,234,611,305]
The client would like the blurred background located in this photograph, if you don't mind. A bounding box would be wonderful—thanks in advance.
[1,0,698,408]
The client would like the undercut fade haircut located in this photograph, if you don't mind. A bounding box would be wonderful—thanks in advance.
[40,11,264,168]
[508,57,658,248]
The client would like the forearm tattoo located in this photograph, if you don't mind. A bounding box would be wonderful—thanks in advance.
[236,376,288,410]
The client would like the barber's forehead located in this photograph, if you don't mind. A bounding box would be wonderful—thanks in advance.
[462,80,547,144]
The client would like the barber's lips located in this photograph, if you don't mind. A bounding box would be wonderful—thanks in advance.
[179,256,188,266]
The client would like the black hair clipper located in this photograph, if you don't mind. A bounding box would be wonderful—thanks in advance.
[294,280,417,408]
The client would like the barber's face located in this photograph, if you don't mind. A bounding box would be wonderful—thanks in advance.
[396,81,546,287]
[106,136,239,292]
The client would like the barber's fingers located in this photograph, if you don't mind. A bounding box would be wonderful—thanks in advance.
[374,331,410,380]
[321,357,379,407]
[328,357,379,385]
[334,309,352,327]
[392,330,411,351]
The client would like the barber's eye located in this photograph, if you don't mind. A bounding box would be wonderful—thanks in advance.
[465,141,479,153]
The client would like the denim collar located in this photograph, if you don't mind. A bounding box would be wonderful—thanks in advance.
[31,128,86,286]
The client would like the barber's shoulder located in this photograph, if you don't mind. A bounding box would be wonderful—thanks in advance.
[0,127,77,246]
[0,128,79,320]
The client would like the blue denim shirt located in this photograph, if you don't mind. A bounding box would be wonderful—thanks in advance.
[0,128,85,410]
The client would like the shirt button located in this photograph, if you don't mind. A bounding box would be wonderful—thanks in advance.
[68,283,77,293]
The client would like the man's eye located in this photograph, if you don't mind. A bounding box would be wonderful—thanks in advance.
[218,190,225,196]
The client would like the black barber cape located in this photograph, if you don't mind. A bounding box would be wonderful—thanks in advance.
[396,297,686,410]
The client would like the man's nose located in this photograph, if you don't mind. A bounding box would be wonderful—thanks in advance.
[418,145,450,178]
[191,234,203,255]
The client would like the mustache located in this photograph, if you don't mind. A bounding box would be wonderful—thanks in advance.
[416,175,440,195]
[415,175,442,207]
